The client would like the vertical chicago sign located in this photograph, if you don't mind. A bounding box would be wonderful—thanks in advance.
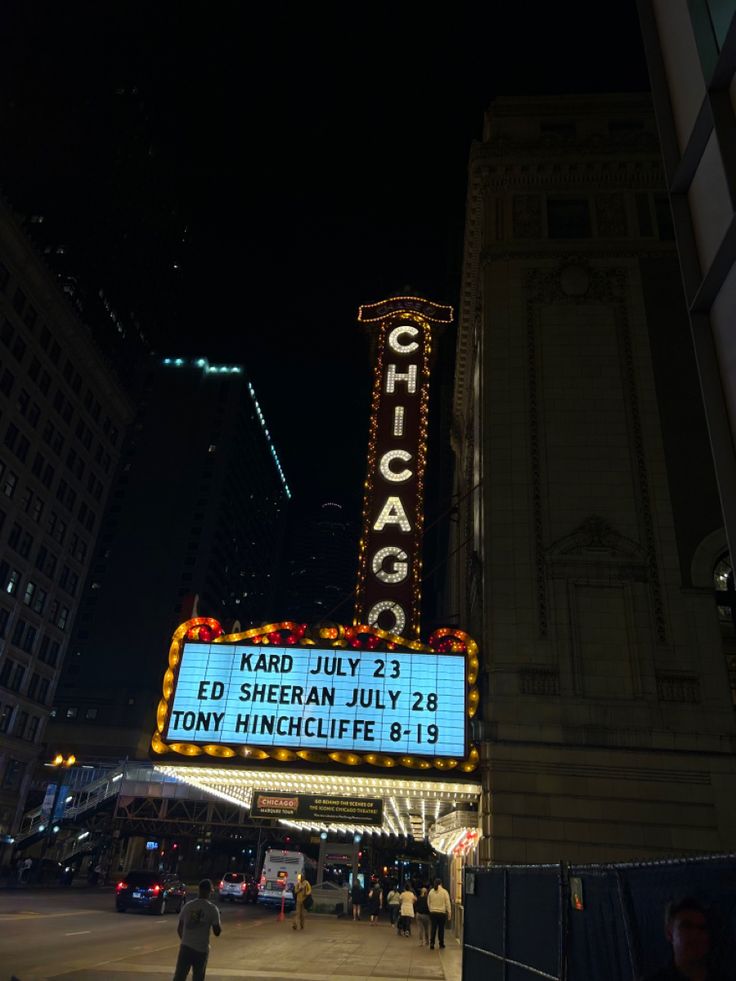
[355,295,453,638]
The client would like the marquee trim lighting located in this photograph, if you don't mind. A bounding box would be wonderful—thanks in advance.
[355,294,453,638]
[151,618,479,773]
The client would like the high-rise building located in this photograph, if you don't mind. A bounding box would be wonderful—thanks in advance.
[450,93,736,863]
[48,356,290,760]
[0,199,133,835]
[277,500,358,624]
[636,3,736,557]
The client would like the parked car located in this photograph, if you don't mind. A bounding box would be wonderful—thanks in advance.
[115,870,187,914]
[218,871,258,903]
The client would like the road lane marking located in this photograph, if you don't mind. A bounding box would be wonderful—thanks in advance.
[0,908,106,921]
[64,930,91,935]
[77,966,432,980]
[49,917,268,977]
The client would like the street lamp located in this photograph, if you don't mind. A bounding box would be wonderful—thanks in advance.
[46,754,76,826]
[38,753,77,879]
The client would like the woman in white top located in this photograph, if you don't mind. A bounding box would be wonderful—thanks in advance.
[398,886,416,937]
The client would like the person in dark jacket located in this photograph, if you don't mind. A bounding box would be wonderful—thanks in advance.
[368,879,382,924]
[415,887,431,946]
[350,879,363,921]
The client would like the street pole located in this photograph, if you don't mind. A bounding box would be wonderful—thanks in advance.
[38,754,75,882]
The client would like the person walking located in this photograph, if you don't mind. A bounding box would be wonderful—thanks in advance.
[427,878,452,950]
[368,879,383,924]
[351,878,364,921]
[415,887,431,946]
[398,885,416,937]
[387,885,401,926]
[292,873,312,931]
[172,878,221,981]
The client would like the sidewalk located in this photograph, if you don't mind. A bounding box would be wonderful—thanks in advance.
[57,913,463,981]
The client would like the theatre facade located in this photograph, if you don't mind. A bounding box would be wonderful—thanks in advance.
[150,295,483,893]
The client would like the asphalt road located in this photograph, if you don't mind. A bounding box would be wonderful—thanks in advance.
[0,888,461,981]
[0,888,271,980]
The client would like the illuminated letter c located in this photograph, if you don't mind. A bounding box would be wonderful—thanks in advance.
[379,449,413,483]
[388,324,419,355]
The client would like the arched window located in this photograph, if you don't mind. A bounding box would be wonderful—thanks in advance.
[714,553,735,625]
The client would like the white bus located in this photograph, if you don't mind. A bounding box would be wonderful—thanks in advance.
[258,848,317,910]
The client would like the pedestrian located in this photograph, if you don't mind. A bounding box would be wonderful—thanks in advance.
[351,878,363,921]
[387,885,401,925]
[368,879,382,924]
[18,856,32,885]
[292,873,312,931]
[172,878,222,981]
[427,878,452,950]
[398,885,416,937]
[640,896,725,980]
[415,887,431,946]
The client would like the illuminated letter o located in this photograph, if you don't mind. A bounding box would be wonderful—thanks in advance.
[379,449,413,483]
[371,546,409,584]
[388,324,419,355]
[367,601,407,636]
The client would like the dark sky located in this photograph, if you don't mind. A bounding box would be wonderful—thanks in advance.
[1,2,649,512]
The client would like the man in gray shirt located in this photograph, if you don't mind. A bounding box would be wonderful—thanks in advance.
[173,879,222,981]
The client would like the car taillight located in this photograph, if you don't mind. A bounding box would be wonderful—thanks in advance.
[116,881,127,891]
[151,884,161,894]
[219,880,224,889]
[241,882,248,891]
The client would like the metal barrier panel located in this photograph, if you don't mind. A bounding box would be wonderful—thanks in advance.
[566,870,631,981]
[463,867,506,981]
[464,855,736,980]
[507,869,561,978]
[464,866,561,981]
[614,857,736,979]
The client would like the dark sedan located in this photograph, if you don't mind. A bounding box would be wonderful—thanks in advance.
[115,870,187,914]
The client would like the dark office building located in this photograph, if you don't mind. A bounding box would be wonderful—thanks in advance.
[0,199,133,835]
[277,501,358,624]
[48,356,290,761]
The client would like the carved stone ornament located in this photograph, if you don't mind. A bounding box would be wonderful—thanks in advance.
[656,675,701,704]
[519,669,560,696]
[595,192,628,236]
[525,261,626,305]
[513,194,543,238]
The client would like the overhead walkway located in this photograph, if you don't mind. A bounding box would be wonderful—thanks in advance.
[15,762,270,847]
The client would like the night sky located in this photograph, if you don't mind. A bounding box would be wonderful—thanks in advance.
[1,2,649,514]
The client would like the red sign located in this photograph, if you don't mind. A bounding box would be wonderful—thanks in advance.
[355,296,453,638]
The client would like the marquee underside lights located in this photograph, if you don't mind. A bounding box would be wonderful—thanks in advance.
[355,295,453,638]
[150,618,479,773]
[154,763,481,839]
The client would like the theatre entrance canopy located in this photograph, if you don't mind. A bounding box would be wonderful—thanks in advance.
[151,618,481,852]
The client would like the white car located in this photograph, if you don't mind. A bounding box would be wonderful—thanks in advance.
[218,872,257,903]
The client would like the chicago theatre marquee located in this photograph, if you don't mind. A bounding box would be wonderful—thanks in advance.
[151,295,481,856]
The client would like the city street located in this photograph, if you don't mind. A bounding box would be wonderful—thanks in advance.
[0,889,461,981]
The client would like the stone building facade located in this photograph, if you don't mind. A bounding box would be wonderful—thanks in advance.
[450,94,736,863]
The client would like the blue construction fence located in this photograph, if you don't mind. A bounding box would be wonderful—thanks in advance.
[462,854,736,980]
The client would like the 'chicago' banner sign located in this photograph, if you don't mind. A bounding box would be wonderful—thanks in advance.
[354,295,453,638]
